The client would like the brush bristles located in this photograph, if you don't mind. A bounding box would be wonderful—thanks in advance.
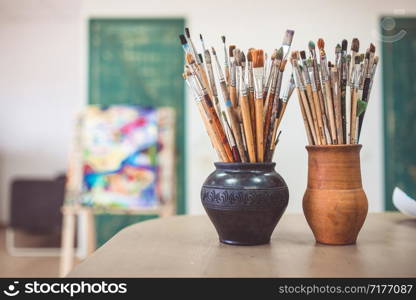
[300,50,306,60]
[317,38,325,50]
[211,47,216,56]
[229,45,236,57]
[221,35,226,43]
[342,39,348,51]
[241,51,246,64]
[351,38,359,52]
[369,43,376,53]
[185,28,190,38]
[199,34,203,41]
[198,53,203,63]
[179,34,187,45]
[308,41,315,51]
[252,49,264,68]
[247,49,254,62]
[283,29,295,46]
[234,48,241,66]
[335,44,341,53]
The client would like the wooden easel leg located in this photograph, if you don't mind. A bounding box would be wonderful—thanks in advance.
[59,207,76,277]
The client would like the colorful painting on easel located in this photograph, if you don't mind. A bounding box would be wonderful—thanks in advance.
[81,106,159,209]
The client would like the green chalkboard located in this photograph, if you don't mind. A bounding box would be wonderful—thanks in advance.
[382,17,416,210]
[88,18,185,245]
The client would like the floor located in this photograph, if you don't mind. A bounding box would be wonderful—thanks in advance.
[0,229,61,277]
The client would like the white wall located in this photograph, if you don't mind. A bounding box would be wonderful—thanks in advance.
[1,0,415,222]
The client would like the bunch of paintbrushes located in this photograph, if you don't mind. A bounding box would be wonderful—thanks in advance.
[180,28,295,162]
[291,38,378,145]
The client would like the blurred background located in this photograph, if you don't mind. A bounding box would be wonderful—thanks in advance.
[0,0,415,277]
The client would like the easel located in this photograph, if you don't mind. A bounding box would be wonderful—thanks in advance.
[60,107,176,277]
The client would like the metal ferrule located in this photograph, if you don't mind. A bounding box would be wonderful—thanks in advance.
[247,63,254,91]
[308,68,317,92]
[352,67,360,89]
[239,71,248,97]
[253,68,264,99]
[213,53,226,82]
[320,56,329,81]
[230,62,237,87]
[282,77,295,102]
[294,67,305,90]
[206,63,218,97]
[268,67,279,94]
[223,45,229,67]
[302,64,311,85]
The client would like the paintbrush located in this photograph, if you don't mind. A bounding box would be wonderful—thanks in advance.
[331,66,343,143]
[309,40,331,144]
[228,45,238,108]
[252,49,265,162]
[349,56,361,144]
[222,111,240,162]
[211,46,245,162]
[204,49,222,118]
[349,38,360,86]
[340,40,348,142]
[357,44,376,140]
[247,48,257,146]
[318,38,338,144]
[263,51,281,153]
[221,36,230,86]
[292,51,317,144]
[268,75,295,160]
[282,29,295,60]
[307,58,326,144]
[185,28,213,98]
[184,71,229,162]
[188,57,234,161]
[237,50,256,162]
[300,50,321,145]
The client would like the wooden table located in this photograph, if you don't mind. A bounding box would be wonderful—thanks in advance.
[69,213,416,277]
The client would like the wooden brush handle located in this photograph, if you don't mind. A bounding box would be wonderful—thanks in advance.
[197,103,228,162]
[229,86,238,108]
[324,81,338,144]
[225,66,230,87]
[311,90,326,145]
[305,84,321,145]
[297,89,313,145]
[226,105,247,162]
[350,88,358,144]
[201,95,234,162]
[341,78,347,143]
[255,98,264,162]
[357,77,371,140]
[248,90,256,156]
[198,64,214,99]
[299,89,317,145]
[240,94,256,162]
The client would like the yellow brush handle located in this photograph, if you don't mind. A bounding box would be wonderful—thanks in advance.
[350,88,358,144]
[197,103,228,162]
[255,98,264,162]
[240,95,256,162]
[229,86,238,108]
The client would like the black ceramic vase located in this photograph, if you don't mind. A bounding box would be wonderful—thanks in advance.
[201,162,289,245]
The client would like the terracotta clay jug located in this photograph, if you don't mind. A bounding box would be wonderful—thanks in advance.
[303,144,368,245]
